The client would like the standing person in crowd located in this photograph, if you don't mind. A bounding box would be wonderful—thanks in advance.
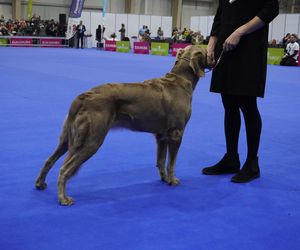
[118,23,126,41]
[157,27,164,40]
[76,20,86,48]
[201,0,279,183]
[96,24,103,43]
[280,34,299,66]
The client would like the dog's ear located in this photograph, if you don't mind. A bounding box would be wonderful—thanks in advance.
[189,53,205,77]
[189,47,208,77]
[175,48,185,62]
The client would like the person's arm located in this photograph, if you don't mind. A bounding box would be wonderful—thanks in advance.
[223,16,265,51]
[207,2,222,63]
[223,0,279,51]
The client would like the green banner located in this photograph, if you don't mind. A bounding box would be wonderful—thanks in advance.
[116,41,130,53]
[151,42,169,56]
[0,38,8,47]
[27,0,33,19]
[267,48,284,65]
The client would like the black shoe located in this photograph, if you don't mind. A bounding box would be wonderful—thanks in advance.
[202,153,240,175]
[231,157,260,183]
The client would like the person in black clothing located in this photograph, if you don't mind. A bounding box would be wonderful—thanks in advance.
[118,23,125,41]
[201,0,279,183]
[76,20,86,48]
[96,25,102,43]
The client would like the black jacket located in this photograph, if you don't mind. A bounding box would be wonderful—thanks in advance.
[210,0,279,97]
[76,24,86,37]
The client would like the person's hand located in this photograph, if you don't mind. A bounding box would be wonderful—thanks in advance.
[223,30,242,52]
[207,48,216,68]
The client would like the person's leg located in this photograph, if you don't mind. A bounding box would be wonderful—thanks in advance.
[81,35,84,48]
[231,96,261,183]
[222,94,241,156]
[239,96,262,159]
[202,94,240,175]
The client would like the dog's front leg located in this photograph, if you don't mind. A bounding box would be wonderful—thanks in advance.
[166,129,183,186]
[155,134,168,182]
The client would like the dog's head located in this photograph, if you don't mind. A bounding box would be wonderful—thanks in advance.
[175,45,214,77]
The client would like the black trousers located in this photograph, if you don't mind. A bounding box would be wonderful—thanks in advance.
[77,34,84,48]
[280,57,297,66]
[221,94,262,159]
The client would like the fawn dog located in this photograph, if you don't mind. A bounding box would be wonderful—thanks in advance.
[35,45,210,205]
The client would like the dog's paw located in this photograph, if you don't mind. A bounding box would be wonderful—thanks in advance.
[167,176,181,186]
[59,196,74,206]
[35,181,47,190]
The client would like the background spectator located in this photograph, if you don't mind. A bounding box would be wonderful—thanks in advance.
[118,23,125,41]
[280,34,299,66]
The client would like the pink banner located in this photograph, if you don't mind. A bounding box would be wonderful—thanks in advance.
[172,43,190,56]
[10,38,33,47]
[133,42,149,54]
[40,38,63,48]
[105,40,116,51]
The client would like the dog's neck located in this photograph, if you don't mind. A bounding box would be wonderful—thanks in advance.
[170,62,199,90]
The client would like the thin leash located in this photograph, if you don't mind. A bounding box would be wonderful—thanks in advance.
[204,49,224,73]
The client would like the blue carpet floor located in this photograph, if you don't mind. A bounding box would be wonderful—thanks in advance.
[0,47,300,250]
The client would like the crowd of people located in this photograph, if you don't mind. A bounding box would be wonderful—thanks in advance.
[1,12,299,66]
[0,14,66,37]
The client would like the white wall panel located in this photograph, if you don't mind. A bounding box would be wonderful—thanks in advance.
[91,12,103,47]
[115,14,128,39]
[271,14,286,43]
[285,14,299,35]
[199,16,208,37]
[139,15,151,30]
[161,16,172,38]
[182,4,212,30]
[103,13,116,39]
[81,11,91,34]
[268,22,273,42]
[150,16,162,37]
[207,16,214,37]
[127,14,139,38]
[0,4,12,19]
[190,16,200,33]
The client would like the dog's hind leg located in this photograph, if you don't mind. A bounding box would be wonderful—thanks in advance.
[155,134,168,182]
[35,118,69,190]
[57,112,112,205]
[166,129,184,186]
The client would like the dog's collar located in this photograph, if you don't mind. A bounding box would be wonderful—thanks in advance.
[177,56,191,62]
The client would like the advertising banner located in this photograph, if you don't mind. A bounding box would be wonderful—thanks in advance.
[27,0,33,19]
[0,38,8,47]
[267,48,284,65]
[133,42,149,54]
[105,40,116,51]
[40,38,63,48]
[116,41,130,53]
[151,42,169,56]
[66,0,85,39]
[172,43,190,56]
[10,37,33,47]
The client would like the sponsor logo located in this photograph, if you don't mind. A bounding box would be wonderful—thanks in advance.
[135,46,148,50]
